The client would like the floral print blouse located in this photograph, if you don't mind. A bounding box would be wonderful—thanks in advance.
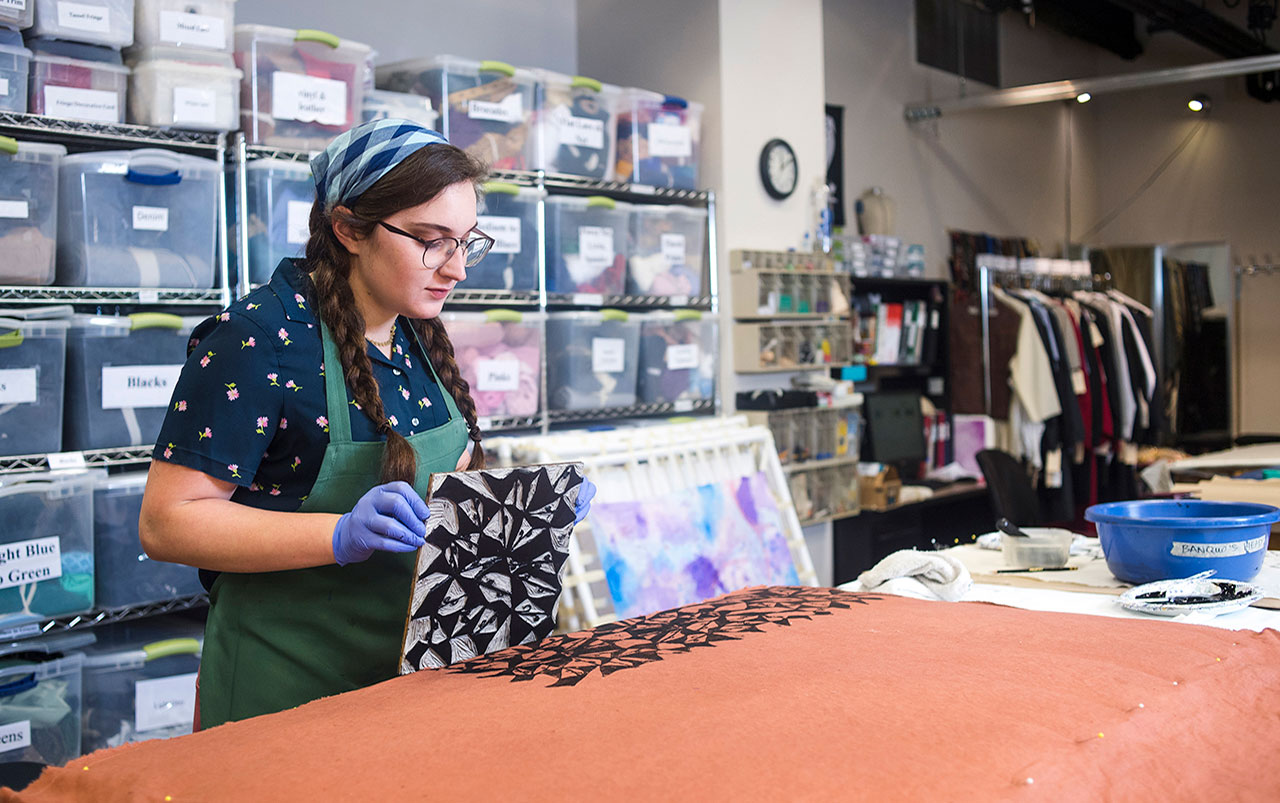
[152,260,450,512]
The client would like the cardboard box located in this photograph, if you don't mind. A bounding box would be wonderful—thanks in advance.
[858,466,902,511]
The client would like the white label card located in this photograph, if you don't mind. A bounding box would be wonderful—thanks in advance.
[133,206,169,232]
[46,451,87,470]
[0,722,30,754]
[0,201,28,219]
[475,358,520,392]
[135,672,198,733]
[138,289,160,304]
[647,122,693,158]
[591,337,625,373]
[0,369,37,405]
[476,215,521,255]
[578,226,614,267]
[172,87,217,127]
[0,78,8,98]
[272,72,347,127]
[660,233,687,266]
[1170,536,1267,558]
[559,116,605,149]
[100,364,183,409]
[467,94,523,124]
[159,10,226,49]
[57,1,110,33]
[571,293,604,306]
[43,86,119,123]
[0,537,61,591]
[286,201,311,245]
[665,343,700,370]
[0,0,26,12]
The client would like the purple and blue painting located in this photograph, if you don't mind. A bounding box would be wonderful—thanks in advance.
[588,472,800,620]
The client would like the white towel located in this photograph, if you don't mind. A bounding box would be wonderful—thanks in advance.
[857,550,973,602]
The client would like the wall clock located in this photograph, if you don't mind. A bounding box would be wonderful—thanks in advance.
[759,138,798,200]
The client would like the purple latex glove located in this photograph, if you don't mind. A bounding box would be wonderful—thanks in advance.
[332,481,431,566]
[574,477,597,524]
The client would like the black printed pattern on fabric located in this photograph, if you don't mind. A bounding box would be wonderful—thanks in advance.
[446,586,879,687]
[401,463,585,673]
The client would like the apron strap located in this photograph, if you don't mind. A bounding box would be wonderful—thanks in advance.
[319,319,356,445]
[403,318,461,425]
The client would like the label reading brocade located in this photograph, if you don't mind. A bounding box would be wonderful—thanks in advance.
[172,87,217,127]
[133,206,169,232]
[660,233,686,266]
[559,116,604,149]
[286,201,311,245]
[135,672,198,733]
[100,365,183,409]
[467,94,523,124]
[665,343,700,370]
[578,226,614,267]
[272,72,347,127]
[475,359,520,392]
[159,10,225,49]
[0,722,30,754]
[57,1,110,33]
[476,215,521,255]
[592,337,625,373]
[44,86,118,123]
[1170,536,1267,558]
[0,537,61,591]
[647,123,692,158]
[0,369,37,404]
[0,201,28,219]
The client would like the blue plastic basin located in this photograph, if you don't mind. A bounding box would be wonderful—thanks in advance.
[1085,500,1279,584]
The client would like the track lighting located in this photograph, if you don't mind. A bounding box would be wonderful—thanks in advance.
[1187,94,1211,113]
[1075,92,1092,103]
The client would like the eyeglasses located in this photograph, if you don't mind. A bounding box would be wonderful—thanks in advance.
[377,221,495,269]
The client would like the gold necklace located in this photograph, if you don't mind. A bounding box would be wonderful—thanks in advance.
[367,323,396,348]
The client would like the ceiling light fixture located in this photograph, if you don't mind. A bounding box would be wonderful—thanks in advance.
[1076,92,1092,103]
[1187,94,1210,112]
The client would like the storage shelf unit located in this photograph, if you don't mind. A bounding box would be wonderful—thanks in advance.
[0,286,227,306]
[0,112,222,152]
[547,399,715,425]
[544,292,714,310]
[0,594,209,642]
[782,455,859,474]
[0,446,156,475]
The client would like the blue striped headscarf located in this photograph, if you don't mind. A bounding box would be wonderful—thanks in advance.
[311,118,448,210]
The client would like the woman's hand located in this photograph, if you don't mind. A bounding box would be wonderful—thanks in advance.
[332,481,432,566]
[574,478,597,525]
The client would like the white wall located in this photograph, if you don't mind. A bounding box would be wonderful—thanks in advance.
[238,0,578,73]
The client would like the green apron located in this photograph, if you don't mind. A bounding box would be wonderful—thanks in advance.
[198,320,468,729]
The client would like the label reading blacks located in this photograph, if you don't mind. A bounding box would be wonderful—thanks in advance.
[0,369,38,404]
[559,116,604,149]
[1170,536,1267,558]
[592,337,625,373]
[172,87,217,127]
[475,358,520,392]
[272,72,347,127]
[44,86,119,123]
[159,10,225,49]
[0,537,61,591]
[665,343,700,370]
[135,673,198,733]
[578,226,614,268]
[467,93,523,124]
[647,123,692,158]
[132,206,169,232]
[100,364,183,409]
[0,722,30,754]
[57,1,110,33]
[476,215,521,255]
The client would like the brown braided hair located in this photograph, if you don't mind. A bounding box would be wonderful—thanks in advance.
[304,143,488,483]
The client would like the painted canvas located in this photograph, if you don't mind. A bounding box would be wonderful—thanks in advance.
[401,462,585,673]
[588,472,799,620]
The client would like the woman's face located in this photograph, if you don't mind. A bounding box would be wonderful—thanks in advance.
[350,180,478,320]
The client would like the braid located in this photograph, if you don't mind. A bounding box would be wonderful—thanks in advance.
[410,318,485,470]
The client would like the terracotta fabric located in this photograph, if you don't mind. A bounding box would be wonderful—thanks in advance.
[7,587,1280,802]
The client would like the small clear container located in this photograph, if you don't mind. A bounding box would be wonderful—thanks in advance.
[635,311,716,404]
[545,310,640,411]
[0,654,86,765]
[544,195,631,296]
[0,139,63,286]
[470,181,539,292]
[1001,528,1074,569]
[531,70,617,179]
[134,0,236,51]
[0,309,69,457]
[615,88,703,189]
[27,43,129,123]
[768,411,794,464]
[234,25,371,151]
[778,274,797,314]
[361,88,438,128]
[92,471,202,608]
[441,310,543,420]
[627,204,707,297]
[127,46,242,131]
[242,157,314,285]
[0,37,32,113]
[32,0,133,48]
[376,55,535,170]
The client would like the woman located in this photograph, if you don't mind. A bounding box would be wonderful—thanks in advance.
[139,119,595,729]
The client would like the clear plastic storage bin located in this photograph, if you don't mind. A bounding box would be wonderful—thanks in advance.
[235,25,370,151]
[531,70,617,180]
[0,0,34,30]
[442,310,542,420]
[82,625,202,753]
[57,148,219,288]
[32,0,133,48]
[360,88,437,128]
[376,56,535,170]
[470,181,538,292]
[627,204,707,297]
[0,309,69,457]
[134,0,236,51]
[127,47,241,131]
[28,44,128,123]
[636,311,716,405]
[64,313,196,451]
[242,158,313,285]
[544,195,631,296]
[545,310,639,411]
[0,651,86,766]
[615,89,703,190]
[92,472,201,608]
[0,470,98,629]
[0,35,31,113]
[0,139,63,286]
